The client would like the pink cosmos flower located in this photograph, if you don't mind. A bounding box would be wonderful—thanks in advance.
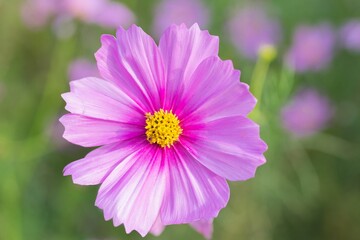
[285,24,335,73]
[60,24,267,237]
[153,0,209,37]
[282,88,333,137]
[227,5,281,60]
[68,58,100,81]
[340,20,360,52]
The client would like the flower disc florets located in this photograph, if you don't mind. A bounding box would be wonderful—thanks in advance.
[145,109,182,147]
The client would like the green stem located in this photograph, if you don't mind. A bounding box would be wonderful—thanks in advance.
[249,45,277,123]
[251,58,270,106]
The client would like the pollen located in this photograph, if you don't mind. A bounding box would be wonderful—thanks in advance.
[145,109,183,148]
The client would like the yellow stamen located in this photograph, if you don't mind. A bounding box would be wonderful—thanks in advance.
[145,109,182,148]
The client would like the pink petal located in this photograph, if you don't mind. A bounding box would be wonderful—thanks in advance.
[176,56,256,122]
[95,145,167,237]
[59,114,144,147]
[149,215,165,236]
[94,34,124,82]
[149,216,213,239]
[95,25,165,112]
[160,144,229,225]
[182,116,267,181]
[158,23,219,110]
[62,77,144,123]
[63,139,147,185]
[94,34,152,112]
[190,219,213,240]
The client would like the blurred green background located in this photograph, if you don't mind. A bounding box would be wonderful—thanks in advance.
[1,0,360,239]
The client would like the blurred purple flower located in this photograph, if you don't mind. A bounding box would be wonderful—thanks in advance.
[153,0,209,36]
[150,218,213,239]
[68,58,100,81]
[285,24,335,73]
[21,0,59,28]
[282,88,333,137]
[227,5,281,60]
[340,20,360,52]
[63,0,135,28]
[21,0,135,30]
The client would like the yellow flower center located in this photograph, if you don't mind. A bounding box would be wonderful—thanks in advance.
[145,109,183,148]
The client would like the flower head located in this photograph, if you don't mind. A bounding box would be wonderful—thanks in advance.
[227,5,281,60]
[60,24,267,237]
[285,24,335,72]
[282,88,333,137]
[153,0,209,36]
[340,20,360,52]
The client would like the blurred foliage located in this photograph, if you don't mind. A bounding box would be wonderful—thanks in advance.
[0,0,360,240]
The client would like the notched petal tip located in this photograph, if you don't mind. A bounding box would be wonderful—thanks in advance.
[98,35,116,54]
[163,22,219,45]
[58,114,73,145]
[60,92,70,102]
[245,154,267,181]
[115,23,146,39]
[58,114,96,148]
[62,163,71,176]
[58,114,67,125]
[124,225,148,238]
[190,22,200,29]
[62,162,84,186]
[167,22,188,30]
[99,33,116,42]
